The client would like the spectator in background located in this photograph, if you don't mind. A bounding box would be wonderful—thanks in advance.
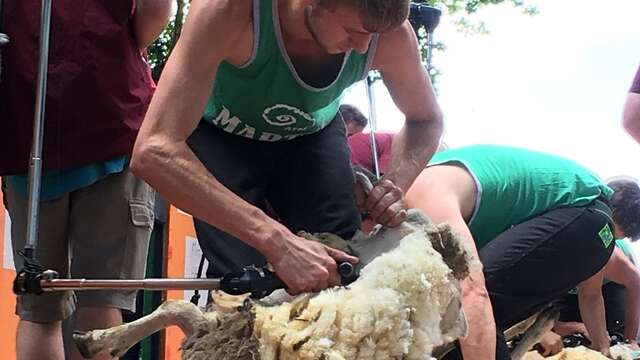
[535,180,640,356]
[623,65,640,143]
[0,2,171,360]
[537,238,640,356]
[339,104,368,135]
[339,104,395,175]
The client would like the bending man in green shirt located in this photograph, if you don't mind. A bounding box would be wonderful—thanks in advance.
[539,235,640,355]
[131,0,443,294]
[404,145,640,360]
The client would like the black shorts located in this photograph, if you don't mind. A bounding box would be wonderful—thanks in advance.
[482,200,615,329]
[186,117,361,277]
[443,200,615,360]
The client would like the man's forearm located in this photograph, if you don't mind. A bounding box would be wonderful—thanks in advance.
[624,283,640,341]
[578,293,610,352]
[459,273,497,360]
[132,0,173,50]
[385,118,442,191]
[131,140,287,255]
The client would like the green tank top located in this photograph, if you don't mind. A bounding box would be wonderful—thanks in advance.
[601,239,636,285]
[428,145,614,248]
[203,0,378,141]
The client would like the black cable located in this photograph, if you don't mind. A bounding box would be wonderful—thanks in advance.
[189,253,206,305]
[13,249,48,295]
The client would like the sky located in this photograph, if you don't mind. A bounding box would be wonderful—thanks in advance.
[343,0,640,181]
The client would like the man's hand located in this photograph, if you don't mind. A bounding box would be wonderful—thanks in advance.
[538,331,564,356]
[265,232,359,295]
[597,346,613,359]
[577,269,611,358]
[354,177,407,227]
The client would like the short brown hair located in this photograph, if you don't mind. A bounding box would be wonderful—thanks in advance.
[320,0,410,33]
[608,179,640,240]
[339,104,368,128]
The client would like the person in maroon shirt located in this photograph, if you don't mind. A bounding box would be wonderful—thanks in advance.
[339,104,395,174]
[348,131,395,174]
[623,65,640,143]
[0,2,170,360]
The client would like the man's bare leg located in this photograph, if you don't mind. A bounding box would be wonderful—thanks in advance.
[16,320,64,360]
[70,307,122,360]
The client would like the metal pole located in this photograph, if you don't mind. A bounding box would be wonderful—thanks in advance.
[24,0,53,257]
[365,75,380,179]
[425,31,434,73]
[40,278,224,292]
[408,3,442,81]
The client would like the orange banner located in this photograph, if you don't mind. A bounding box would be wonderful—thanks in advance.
[0,185,19,359]
[163,206,203,360]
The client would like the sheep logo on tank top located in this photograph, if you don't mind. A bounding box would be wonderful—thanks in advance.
[262,104,315,131]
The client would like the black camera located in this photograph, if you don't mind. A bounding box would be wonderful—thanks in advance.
[409,3,442,33]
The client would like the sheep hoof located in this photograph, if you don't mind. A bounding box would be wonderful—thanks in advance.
[73,331,96,359]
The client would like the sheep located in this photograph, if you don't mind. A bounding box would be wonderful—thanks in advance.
[521,345,633,360]
[73,209,477,360]
[505,306,634,360]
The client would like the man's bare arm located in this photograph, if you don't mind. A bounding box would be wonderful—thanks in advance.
[132,0,173,50]
[603,247,640,343]
[375,22,443,192]
[578,269,611,357]
[406,173,496,360]
[358,22,442,227]
[623,93,640,144]
[131,0,355,294]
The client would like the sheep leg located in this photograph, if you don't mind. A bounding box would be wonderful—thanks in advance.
[73,300,209,358]
[510,306,560,360]
[505,312,541,341]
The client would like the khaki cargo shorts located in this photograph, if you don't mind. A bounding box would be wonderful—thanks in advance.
[2,168,154,323]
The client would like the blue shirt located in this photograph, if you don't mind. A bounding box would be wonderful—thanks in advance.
[6,156,128,201]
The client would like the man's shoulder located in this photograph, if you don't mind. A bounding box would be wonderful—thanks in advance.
[193,0,253,29]
[220,0,253,17]
[372,22,415,69]
[181,0,254,61]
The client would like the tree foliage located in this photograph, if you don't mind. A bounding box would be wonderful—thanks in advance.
[147,0,189,81]
[411,0,537,84]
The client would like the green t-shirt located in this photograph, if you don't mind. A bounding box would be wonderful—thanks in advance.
[428,145,613,248]
[602,239,635,285]
[615,239,634,261]
[203,0,378,141]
